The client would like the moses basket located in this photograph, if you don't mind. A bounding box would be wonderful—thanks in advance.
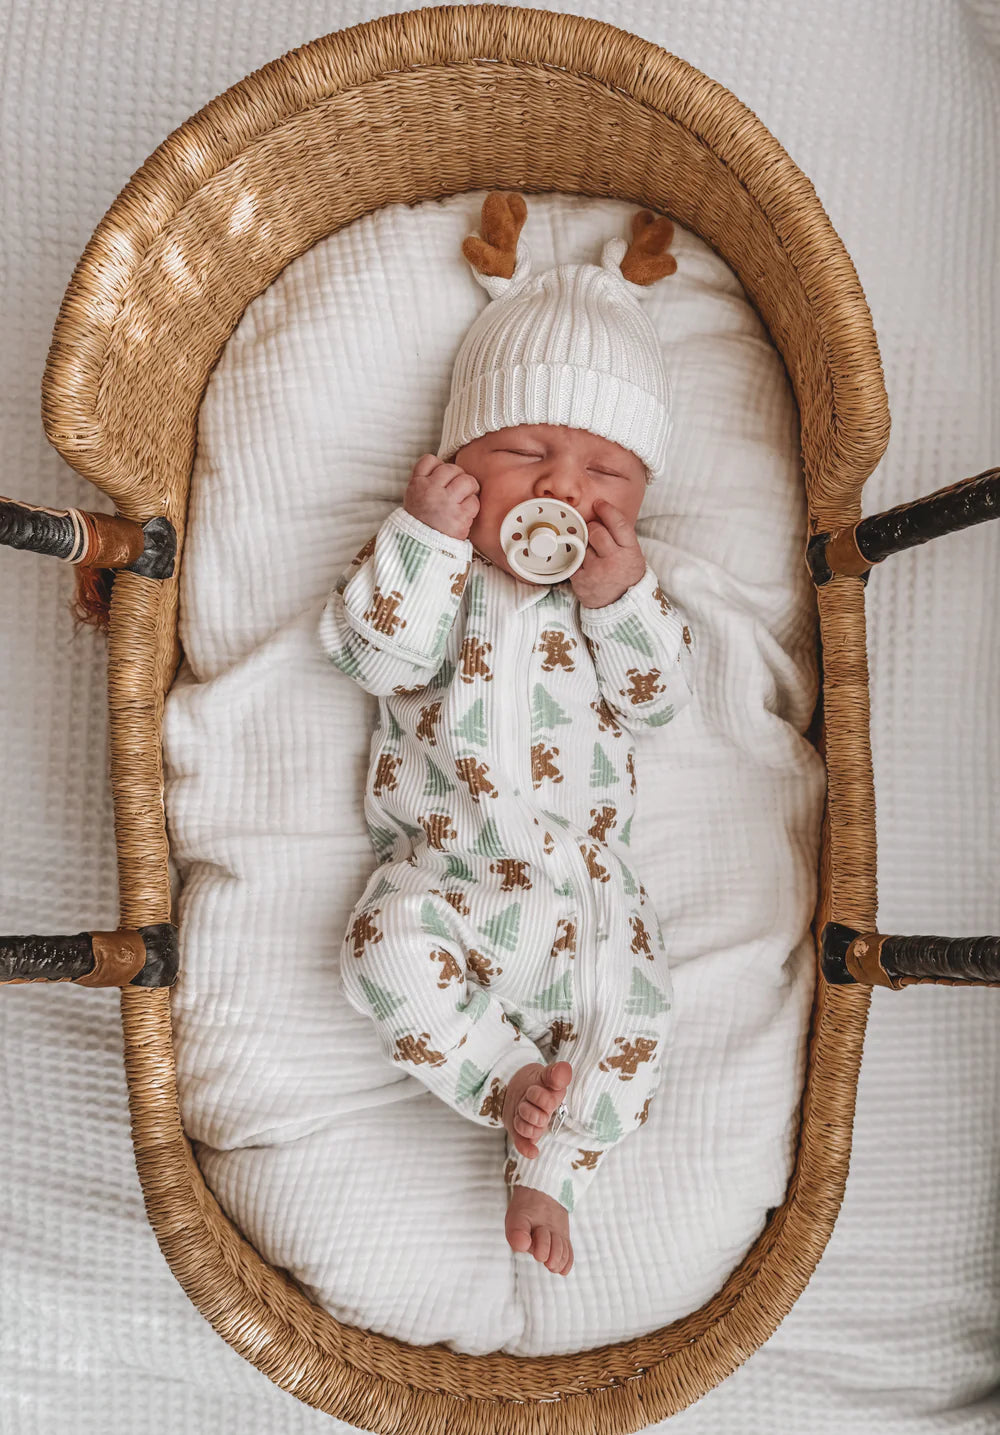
[3,5,998,1429]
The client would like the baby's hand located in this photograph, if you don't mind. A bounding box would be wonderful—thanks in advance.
[403,455,480,542]
[570,500,647,609]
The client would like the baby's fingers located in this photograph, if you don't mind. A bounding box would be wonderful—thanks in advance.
[411,453,443,478]
[445,472,480,501]
[593,499,635,545]
[585,521,617,557]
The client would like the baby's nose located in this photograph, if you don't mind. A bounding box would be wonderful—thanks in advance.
[534,468,592,514]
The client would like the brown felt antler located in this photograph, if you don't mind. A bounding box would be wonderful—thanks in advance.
[619,209,677,285]
[461,192,528,279]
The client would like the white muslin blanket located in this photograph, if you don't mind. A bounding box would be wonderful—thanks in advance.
[161,191,826,1354]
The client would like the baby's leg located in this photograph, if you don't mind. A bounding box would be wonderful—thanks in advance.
[341,875,550,1130]
[504,901,674,1216]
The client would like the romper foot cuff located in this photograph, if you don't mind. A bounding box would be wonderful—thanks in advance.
[507,1122,608,1215]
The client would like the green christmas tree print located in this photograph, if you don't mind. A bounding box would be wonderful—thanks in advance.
[420,898,454,942]
[327,645,365,680]
[389,813,423,841]
[553,878,575,898]
[455,1059,488,1103]
[423,756,455,797]
[465,573,487,618]
[589,1091,623,1142]
[364,874,399,908]
[606,614,655,657]
[530,683,573,735]
[646,705,676,727]
[456,987,490,1023]
[624,968,671,1018]
[430,610,455,658]
[366,823,398,860]
[384,709,404,744]
[445,854,476,882]
[525,970,573,1012]
[590,742,616,787]
[538,583,571,610]
[473,817,507,858]
[394,530,430,583]
[429,657,456,690]
[542,809,571,830]
[618,814,633,846]
[453,698,488,748]
[612,852,638,894]
[559,1179,575,1213]
[479,902,521,952]
[360,975,409,1022]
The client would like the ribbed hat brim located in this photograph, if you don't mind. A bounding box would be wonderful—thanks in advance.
[438,363,671,477]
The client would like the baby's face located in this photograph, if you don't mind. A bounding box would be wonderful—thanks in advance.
[453,424,648,580]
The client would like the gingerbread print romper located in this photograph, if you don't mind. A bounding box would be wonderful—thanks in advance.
[318,503,696,1215]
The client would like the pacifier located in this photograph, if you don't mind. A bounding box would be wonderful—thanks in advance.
[498,499,589,584]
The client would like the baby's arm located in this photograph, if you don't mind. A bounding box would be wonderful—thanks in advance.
[578,563,696,732]
[318,507,473,696]
[319,456,478,696]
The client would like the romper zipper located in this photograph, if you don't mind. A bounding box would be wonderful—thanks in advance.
[519,594,598,1152]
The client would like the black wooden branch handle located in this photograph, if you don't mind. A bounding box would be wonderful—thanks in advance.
[0,495,175,578]
[808,465,999,585]
[821,922,1000,989]
[0,926,178,987]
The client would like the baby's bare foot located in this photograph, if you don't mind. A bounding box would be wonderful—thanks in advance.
[502,1060,573,1160]
[505,1184,574,1275]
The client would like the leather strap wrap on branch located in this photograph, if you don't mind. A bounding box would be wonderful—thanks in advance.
[0,924,178,987]
[808,466,999,585]
[822,523,871,578]
[822,921,1000,988]
[844,932,894,986]
[0,496,144,566]
[75,930,147,986]
[83,512,147,569]
[0,497,176,579]
[855,466,999,566]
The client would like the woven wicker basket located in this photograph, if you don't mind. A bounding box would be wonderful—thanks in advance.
[3,6,998,1429]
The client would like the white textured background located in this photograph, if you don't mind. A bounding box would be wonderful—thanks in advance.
[1,2,998,1431]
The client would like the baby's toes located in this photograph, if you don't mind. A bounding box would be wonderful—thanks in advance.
[514,1111,544,1141]
[545,1234,565,1273]
[519,1096,550,1129]
[527,1084,560,1119]
[532,1225,552,1264]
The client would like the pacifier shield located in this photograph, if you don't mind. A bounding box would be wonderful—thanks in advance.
[499,499,589,584]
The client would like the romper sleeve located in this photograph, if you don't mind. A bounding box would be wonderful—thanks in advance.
[578,561,696,732]
[318,506,473,697]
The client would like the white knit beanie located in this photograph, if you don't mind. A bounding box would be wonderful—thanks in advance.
[437,199,676,485]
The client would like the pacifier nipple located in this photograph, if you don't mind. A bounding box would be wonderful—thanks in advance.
[498,500,589,585]
[527,523,559,559]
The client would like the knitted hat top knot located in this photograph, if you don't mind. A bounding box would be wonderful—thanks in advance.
[437,193,678,485]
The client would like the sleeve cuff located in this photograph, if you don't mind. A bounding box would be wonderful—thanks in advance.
[578,562,661,627]
[388,505,473,564]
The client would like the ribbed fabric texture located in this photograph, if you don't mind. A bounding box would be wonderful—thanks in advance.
[318,504,694,1212]
[437,237,673,482]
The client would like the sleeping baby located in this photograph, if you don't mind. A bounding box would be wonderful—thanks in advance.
[318,194,695,1278]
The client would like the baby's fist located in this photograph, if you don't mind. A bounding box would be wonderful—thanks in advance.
[403,455,480,542]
